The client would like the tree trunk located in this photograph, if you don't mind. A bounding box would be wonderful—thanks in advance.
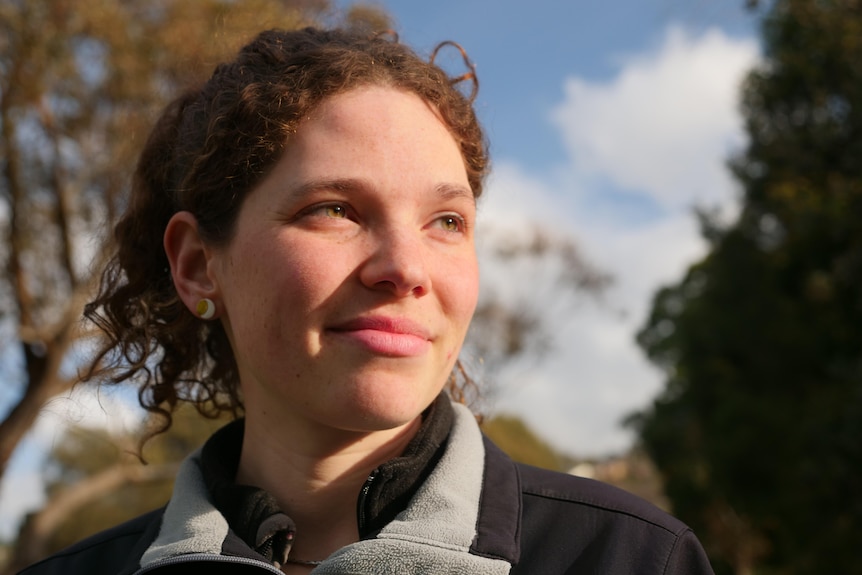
[0,373,69,478]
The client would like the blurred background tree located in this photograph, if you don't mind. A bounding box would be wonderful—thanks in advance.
[467,223,612,406]
[5,405,229,574]
[630,0,862,573]
[482,413,574,472]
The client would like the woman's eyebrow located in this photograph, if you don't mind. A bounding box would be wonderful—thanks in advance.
[285,178,367,199]
[435,183,476,204]
[286,179,475,203]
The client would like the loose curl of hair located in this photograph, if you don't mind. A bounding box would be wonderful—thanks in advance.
[84,27,489,438]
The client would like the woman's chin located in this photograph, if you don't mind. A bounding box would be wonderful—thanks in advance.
[327,383,439,433]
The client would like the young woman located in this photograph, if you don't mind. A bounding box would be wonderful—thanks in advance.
[21,27,714,574]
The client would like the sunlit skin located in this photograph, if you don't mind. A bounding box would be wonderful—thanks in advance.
[165,86,479,565]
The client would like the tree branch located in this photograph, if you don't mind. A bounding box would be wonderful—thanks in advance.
[37,96,78,289]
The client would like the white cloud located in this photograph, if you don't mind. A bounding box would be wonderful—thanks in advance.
[482,187,705,456]
[552,25,758,212]
[477,162,572,234]
[479,26,758,456]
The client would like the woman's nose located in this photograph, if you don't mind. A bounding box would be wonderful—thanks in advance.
[359,229,431,297]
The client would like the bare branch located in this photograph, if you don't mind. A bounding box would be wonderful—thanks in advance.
[1,78,35,331]
[37,97,78,289]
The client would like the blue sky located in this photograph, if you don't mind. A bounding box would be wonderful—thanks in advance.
[0,0,764,541]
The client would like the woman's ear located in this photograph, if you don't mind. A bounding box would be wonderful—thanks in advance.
[164,211,220,318]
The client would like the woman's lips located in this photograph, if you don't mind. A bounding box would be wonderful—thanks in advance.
[327,316,432,357]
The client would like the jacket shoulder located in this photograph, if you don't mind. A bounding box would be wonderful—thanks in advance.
[517,462,688,533]
[18,508,164,575]
[512,462,714,574]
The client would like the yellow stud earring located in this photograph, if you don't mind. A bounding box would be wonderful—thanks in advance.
[196,298,216,320]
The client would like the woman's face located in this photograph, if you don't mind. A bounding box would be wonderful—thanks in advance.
[209,86,479,434]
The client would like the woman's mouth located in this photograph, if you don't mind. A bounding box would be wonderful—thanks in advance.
[327,316,432,357]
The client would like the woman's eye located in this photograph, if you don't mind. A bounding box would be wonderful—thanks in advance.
[292,203,353,225]
[436,215,465,233]
[322,204,347,218]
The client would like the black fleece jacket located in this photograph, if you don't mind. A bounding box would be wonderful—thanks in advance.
[19,398,714,574]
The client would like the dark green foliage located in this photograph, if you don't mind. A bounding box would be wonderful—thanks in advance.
[631,1,862,573]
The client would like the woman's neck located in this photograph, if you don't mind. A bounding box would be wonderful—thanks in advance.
[236,413,422,563]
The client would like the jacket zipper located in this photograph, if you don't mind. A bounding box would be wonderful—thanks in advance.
[132,553,283,574]
[137,471,382,573]
[356,470,378,534]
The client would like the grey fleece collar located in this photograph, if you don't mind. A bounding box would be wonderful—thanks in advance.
[138,449,230,568]
[313,403,511,574]
[139,402,511,574]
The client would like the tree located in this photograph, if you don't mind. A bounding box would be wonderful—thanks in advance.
[481,414,573,472]
[5,406,230,574]
[466,223,611,405]
[0,0,390,484]
[630,1,862,573]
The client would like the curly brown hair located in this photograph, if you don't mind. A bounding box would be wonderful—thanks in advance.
[84,27,489,433]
